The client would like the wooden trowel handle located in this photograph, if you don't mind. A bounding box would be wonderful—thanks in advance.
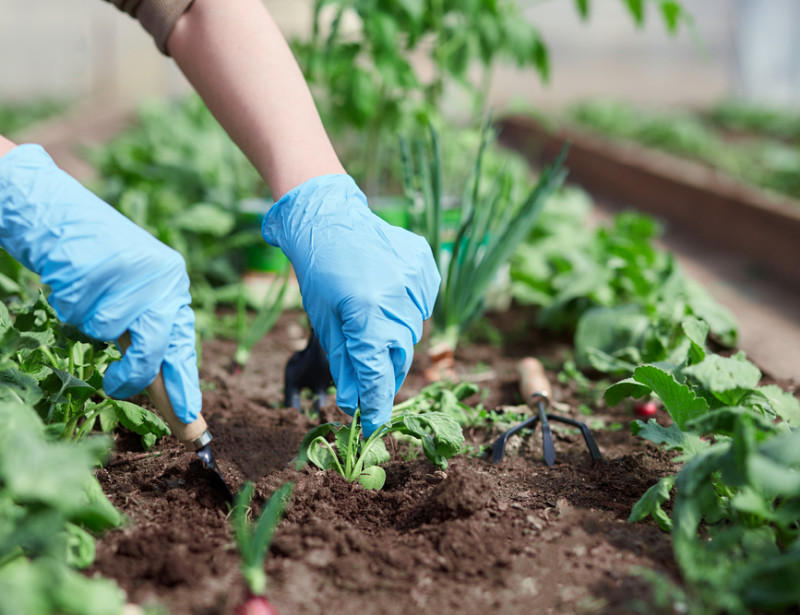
[117,333,208,447]
[518,357,551,406]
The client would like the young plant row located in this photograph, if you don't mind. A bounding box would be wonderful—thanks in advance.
[567,99,800,202]
[605,316,800,614]
[511,187,738,376]
[0,278,173,614]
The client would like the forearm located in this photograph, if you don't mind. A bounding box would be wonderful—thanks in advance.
[167,0,345,199]
[0,135,16,159]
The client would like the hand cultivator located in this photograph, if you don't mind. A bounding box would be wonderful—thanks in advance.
[284,331,333,411]
[119,334,234,503]
[491,358,604,466]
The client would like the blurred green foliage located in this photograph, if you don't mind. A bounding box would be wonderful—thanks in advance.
[569,99,800,201]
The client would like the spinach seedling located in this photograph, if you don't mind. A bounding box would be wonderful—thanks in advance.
[296,406,464,490]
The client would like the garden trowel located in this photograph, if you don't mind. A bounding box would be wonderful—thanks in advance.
[118,334,234,503]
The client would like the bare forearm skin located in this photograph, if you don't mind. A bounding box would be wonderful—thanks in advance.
[0,136,16,159]
[167,0,345,199]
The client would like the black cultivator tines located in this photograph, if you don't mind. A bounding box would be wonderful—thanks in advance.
[284,331,333,411]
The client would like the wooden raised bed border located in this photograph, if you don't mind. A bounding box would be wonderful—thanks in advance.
[498,116,800,289]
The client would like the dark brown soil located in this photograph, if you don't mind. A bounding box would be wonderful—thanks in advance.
[90,307,688,615]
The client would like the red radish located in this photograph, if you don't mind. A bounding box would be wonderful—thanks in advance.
[234,594,280,615]
[634,400,658,417]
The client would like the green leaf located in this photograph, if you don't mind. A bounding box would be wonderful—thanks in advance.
[631,365,709,429]
[357,465,386,490]
[659,1,683,34]
[295,422,340,469]
[574,305,650,371]
[739,550,800,610]
[621,0,645,25]
[574,0,590,19]
[0,557,126,615]
[755,384,800,425]
[111,400,170,439]
[0,368,43,406]
[396,412,464,469]
[305,437,340,472]
[681,316,708,363]
[628,475,675,531]
[631,419,707,459]
[361,437,390,468]
[170,202,236,236]
[62,522,95,569]
[604,377,651,406]
[682,352,761,402]
[687,406,778,439]
[232,481,293,597]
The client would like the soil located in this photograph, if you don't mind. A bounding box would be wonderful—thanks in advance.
[89,306,718,615]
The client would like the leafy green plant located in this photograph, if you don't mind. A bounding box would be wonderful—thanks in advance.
[0,99,69,136]
[297,403,464,490]
[401,120,567,367]
[231,482,293,612]
[0,392,126,615]
[90,95,268,342]
[0,290,169,448]
[511,188,737,375]
[296,0,550,190]
[605,316,800,614]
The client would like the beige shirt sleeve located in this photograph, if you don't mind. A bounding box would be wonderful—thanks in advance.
[104,0,194,54]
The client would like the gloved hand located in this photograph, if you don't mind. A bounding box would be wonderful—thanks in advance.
[0,144,201,423]
[263,174,440,436]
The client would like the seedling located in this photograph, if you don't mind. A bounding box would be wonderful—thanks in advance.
[231,482,293,615]
[230,268,290,375]
[296,404,464,490]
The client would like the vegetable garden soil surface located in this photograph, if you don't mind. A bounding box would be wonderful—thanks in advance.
[88,306,786,615]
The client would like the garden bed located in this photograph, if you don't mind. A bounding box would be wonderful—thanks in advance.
[497,115,800,288]
[88,306,724,615]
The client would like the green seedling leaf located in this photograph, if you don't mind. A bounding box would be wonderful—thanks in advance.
[170,202,236,236]
[628,475,675,531]
[753,384,800,425]
[357,465,386,490]
[604,377,651,406]
[306,437,340,472]
[585,346,639,374]
[295,422,340,470]
[0,368,43,406]
[62,522,96,569]
[681,316,708,364]
[232,481,293,597]
[361,437,390,468]
[687,406,778,440]
[739,550,800,610]
[659,0,683,33]
[111,400,170,441]
[682,352,761,404]
[397,412,464,469]
[631,419,707,459]
[0,557,126,615]
[631,364,709,429]
[574,305,650,371]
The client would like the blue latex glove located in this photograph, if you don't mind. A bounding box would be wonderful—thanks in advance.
[0,144,201,423]
[263,174,440,436]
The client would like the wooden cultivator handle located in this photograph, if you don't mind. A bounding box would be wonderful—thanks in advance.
[117,333,208,448]
[517,357,551,407]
